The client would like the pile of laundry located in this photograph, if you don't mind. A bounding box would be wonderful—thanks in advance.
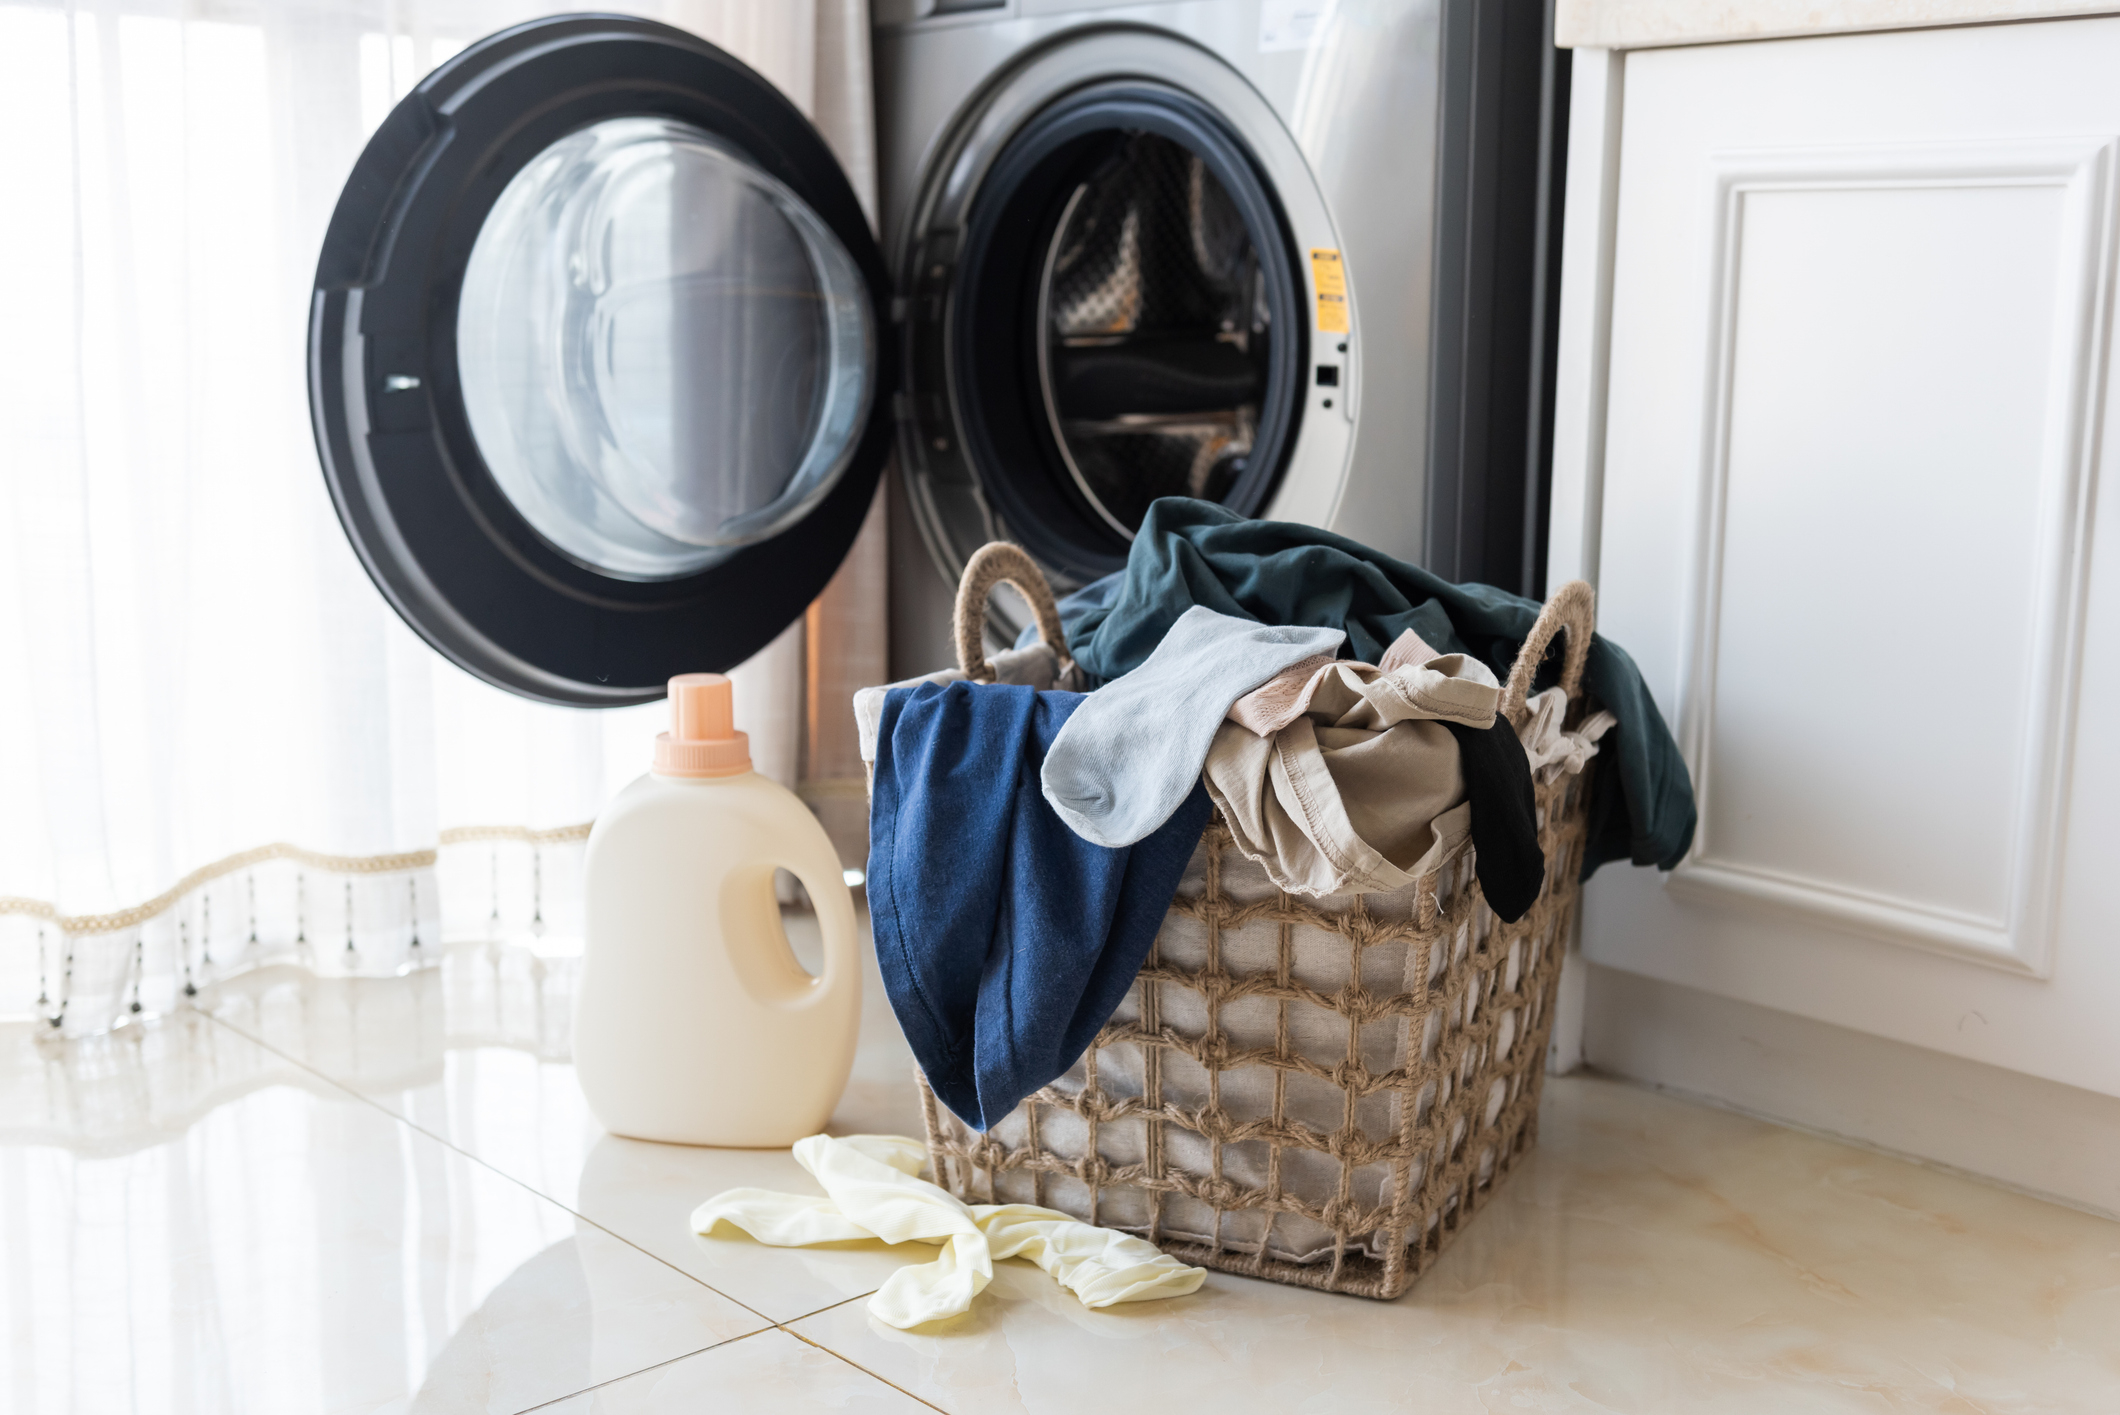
[847,507,1687,1128]
[692,499,1694,1327]
[855,498,1694,1135]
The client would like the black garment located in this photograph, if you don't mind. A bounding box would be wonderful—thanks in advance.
[1444,718,1542,923]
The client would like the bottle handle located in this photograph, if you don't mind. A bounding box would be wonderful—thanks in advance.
[784,856,861,1003]
[721,853,861,1010]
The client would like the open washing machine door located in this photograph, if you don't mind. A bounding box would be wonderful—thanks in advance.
[309,15,892,707]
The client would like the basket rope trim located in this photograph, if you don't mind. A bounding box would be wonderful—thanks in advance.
[953,542,1076,684]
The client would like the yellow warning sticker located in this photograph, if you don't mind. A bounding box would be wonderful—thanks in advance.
[1310,247,1349,334]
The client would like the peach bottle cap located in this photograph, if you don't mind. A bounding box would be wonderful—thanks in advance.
[654,673,752,778]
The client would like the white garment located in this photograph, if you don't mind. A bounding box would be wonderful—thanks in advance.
[1517,687,1618,784]
[1041,608,1344,847]
[690,1133,1205,1328]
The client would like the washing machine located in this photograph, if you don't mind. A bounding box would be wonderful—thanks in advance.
[308,2,1562,705]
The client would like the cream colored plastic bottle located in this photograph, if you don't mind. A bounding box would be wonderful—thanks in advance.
[574,673,860,1147]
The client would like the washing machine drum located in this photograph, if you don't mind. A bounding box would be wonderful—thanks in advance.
[308,16,892,706]
[917,81,1307,585]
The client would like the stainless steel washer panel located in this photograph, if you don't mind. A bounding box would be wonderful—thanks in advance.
[877,1,1440,537]
[877,19,1373,619]
[875,2,1442,674]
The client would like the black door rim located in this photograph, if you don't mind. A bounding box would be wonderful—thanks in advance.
[308,14,894,707]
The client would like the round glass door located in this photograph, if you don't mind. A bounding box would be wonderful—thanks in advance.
[458,116,874,581]
[307,16,894,705]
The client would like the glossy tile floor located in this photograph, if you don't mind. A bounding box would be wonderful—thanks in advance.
[5,920,2117,1413]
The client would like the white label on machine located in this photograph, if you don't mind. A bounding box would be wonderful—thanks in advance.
[1258,0,1337,53]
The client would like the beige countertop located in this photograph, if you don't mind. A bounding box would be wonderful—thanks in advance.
[1558,0,2120,49]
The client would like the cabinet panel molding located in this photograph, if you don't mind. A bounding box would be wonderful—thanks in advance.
[1665,137,2112,978]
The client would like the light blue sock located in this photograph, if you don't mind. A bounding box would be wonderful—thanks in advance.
[1042,607,1344,847]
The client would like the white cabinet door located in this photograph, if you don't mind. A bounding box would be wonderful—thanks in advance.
[1584,18,2120,1097]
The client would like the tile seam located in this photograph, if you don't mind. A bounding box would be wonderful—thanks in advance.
[196,1007,786,1326]
[506,1328,776,1413]
[781,1326,952,1413]
[773,1290,876,1326]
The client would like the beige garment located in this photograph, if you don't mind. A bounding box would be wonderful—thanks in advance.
[1205,646,1500,896]
[1227,628,1494,735]
[1222,651,1339,735]
[1377,626,1440,674]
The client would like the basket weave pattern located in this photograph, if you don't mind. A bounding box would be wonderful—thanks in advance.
[918,756,1591,1300]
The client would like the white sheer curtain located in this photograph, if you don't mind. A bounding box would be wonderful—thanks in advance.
[0,0,877,1033]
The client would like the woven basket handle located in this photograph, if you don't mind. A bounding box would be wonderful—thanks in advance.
[954,542,1075,683]
[1501,579,1596,726]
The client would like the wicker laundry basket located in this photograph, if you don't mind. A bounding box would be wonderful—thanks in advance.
[904,544,1598,1300]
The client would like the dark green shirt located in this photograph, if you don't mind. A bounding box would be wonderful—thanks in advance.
[1031,498,1697,879]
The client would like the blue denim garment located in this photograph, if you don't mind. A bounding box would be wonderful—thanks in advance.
[867,680,1211,1132]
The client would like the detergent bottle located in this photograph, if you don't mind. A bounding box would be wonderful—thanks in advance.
[575,673,860,1146]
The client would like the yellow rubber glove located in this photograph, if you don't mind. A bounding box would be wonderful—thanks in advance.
[690,1133,1206,1328]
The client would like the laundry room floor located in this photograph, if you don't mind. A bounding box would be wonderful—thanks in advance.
[5,916,2116,1414]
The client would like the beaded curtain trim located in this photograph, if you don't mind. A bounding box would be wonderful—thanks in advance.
[3,824,593,1036]
[0,823,591,937]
